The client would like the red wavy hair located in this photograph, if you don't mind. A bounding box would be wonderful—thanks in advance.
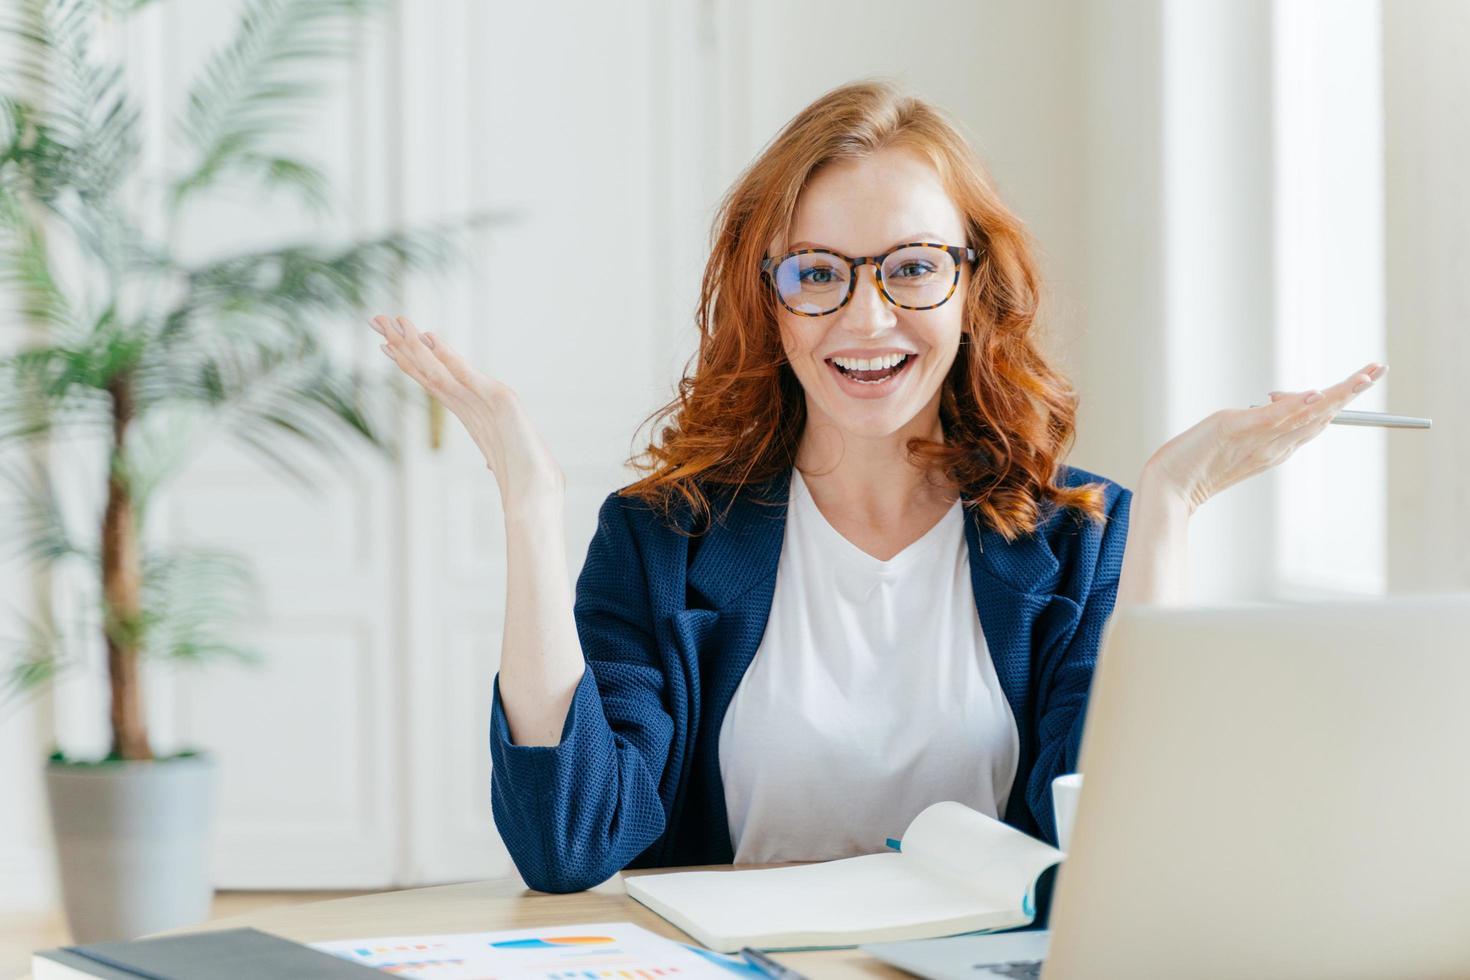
[622,79,1108,541]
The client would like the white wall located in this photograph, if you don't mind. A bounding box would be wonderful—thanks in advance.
[1073,0,1169,481]
[1159,0,1277,601]
[1272,0,1388,598]
[1383,0,1470,593]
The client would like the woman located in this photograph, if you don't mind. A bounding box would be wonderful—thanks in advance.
[368,82,1383,900]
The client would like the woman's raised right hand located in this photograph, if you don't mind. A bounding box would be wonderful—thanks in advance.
[369,314,565,504]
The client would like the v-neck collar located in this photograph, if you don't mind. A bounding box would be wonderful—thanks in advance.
[789,466,961,577]
[685,464,1064,612]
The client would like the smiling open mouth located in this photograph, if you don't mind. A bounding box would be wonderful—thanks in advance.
[827,354,914,385]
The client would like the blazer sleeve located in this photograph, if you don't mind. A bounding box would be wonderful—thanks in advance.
[488,491,675,893]
[1025,482,1132,844]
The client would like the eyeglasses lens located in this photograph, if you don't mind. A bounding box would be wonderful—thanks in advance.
[881,245,957,309]
[772,252,849,315]
[772,246,957,314]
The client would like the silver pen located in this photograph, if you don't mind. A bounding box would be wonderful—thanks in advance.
[1248,406,1432,429]
[739,946,809,980]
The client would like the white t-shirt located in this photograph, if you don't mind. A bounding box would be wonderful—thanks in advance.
[717,467,1021,864]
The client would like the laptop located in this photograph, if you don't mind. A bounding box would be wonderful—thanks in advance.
[865,596,1470,980]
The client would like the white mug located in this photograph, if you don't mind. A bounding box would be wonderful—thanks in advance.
[1050,773,1083,853]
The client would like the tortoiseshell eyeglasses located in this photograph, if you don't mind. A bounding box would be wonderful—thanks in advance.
[760,242,978,317]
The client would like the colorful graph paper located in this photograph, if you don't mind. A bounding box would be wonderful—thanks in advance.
[312,921,763,980]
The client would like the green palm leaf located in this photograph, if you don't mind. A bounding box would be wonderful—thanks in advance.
[171,0,381,211]
[0,606,69,710]
[0,451,90,567]
[0,188,80,334]
[0,0,142,208]
[170,210,509,334]
[0,343,116,442]
[135,545,264,666]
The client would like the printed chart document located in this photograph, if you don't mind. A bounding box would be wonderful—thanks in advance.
[624,801,1063,952]
[310,922,761,979]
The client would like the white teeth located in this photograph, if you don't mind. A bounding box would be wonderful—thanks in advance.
[832,353,908,371]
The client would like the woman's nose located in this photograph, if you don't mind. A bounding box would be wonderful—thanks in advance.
[843,265,896,328]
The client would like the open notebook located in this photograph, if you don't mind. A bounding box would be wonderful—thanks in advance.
[623,801,1063,953]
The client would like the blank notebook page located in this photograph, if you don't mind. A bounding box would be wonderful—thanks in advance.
[627,852,995,940]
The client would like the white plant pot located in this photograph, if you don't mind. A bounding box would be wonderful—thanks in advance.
[44,752,216,942]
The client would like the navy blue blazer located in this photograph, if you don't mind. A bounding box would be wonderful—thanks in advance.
[489,463,1132,899]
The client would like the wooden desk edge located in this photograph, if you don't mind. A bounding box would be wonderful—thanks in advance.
[22,867,906,980]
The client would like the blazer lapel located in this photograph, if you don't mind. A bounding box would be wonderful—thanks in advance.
[680,468,791,725]
[685,468,793,611]
[963,504,1064,728]
[665,468,792,865]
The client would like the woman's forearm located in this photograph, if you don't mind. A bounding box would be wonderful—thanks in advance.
[497,490,588,747]
[1115,466,1194,608]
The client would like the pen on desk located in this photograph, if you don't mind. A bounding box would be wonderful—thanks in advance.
[1247,405,1432,428]
[739,946,810,980]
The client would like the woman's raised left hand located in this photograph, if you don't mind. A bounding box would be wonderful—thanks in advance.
[1142,360,1388,515]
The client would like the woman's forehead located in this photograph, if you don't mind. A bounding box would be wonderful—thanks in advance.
[778,149,966,255]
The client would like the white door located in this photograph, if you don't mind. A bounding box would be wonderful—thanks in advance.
[9,0,725,897]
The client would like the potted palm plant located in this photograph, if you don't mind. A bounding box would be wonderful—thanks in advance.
[0,0,499,941]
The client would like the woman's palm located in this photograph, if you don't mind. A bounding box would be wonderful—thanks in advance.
[369,314,564,498]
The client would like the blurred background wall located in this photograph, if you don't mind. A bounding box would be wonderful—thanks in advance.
[1,0,1463,911]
